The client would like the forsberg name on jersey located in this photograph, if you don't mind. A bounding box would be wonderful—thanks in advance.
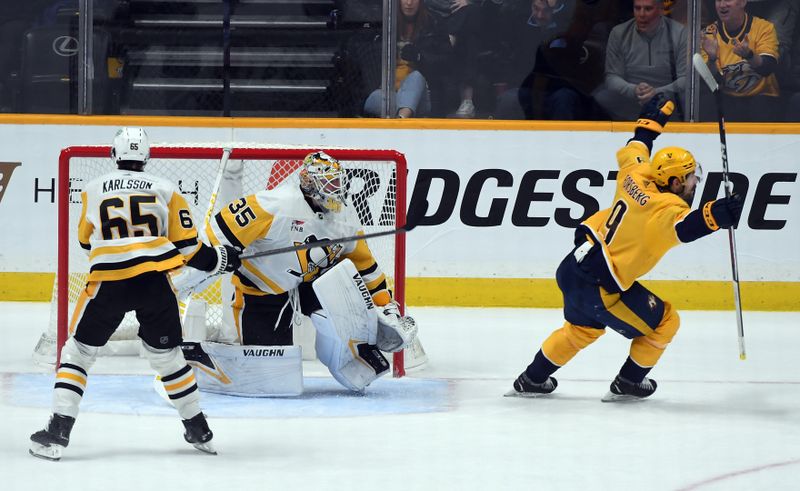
[622,175,650,206]
[102,178,154,193]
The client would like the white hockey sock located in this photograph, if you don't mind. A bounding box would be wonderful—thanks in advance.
[53,337,98,419]
[144,344,201,420]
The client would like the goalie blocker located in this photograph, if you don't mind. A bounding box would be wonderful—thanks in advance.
[179,259,418,396]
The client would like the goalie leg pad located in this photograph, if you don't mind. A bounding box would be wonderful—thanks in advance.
[53,337,98,419]
[144,343,201,420]
[312,312,389,392]
[310,259,389,391]
[182,341,303,397]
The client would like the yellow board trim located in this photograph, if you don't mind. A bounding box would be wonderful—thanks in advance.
[0,273,54,301]
[1,114,800,134]
[4,273,799,311]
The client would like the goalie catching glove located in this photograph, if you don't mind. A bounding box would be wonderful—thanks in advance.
[376,301,418,353]
[171,244,241,300]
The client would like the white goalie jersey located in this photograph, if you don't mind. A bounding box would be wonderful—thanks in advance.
[204,183,392,304]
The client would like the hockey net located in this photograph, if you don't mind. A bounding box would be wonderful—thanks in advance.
[35,143,413,376]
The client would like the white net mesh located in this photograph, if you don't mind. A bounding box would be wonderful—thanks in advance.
[36,144,404,365]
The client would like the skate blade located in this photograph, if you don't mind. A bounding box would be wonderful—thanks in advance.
[601,391,648,403]
[29,442,63,461]
[504,389,551,398]
[191,441,218,455]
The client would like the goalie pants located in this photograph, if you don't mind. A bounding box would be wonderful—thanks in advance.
[70,272,183,349]
[233,276,321,345]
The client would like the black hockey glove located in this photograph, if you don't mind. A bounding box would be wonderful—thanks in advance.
[400,43,422,64]
[630,93,675,151]
[708,193,744,229]
[635,92,674,135]
[214,245,241,274]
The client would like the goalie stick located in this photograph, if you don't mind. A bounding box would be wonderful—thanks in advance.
[239,198,428,261]
[180,147,233,327]
[692,53,746,360]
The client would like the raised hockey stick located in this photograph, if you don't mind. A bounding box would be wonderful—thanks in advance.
[180,148,233,327]
[692,53,746,360]
[239,198,427,261]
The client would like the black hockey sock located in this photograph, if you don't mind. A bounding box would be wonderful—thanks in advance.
[524,350,560,384]
[618,356,652,384]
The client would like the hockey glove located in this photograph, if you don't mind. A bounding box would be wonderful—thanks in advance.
[400,43,422,64]
[706,193,744,229]
[376,301,418,353]
[635,92,674,134]
[212,245,241,274]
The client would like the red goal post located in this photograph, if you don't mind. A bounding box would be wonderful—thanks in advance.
[47,144,409,376]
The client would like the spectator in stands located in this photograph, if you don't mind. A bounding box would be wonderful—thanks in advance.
[700,0,782,121]
[593,0,687,121]
[493,0,576,119]
[425,0,483,117]
[363,0,453,118]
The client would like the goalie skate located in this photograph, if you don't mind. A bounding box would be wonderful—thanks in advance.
[504,373,557,398]
[182,413,217,455]
[601,375,657,403]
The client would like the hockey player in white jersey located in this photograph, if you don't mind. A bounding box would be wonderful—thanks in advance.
[175,151,417,394]
[29,128,240,461]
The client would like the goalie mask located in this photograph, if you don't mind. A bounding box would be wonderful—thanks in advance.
[111,127,150,170]
[651,146,701,187]
[299,151,349,213]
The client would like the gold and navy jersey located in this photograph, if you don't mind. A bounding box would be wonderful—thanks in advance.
[581,142,692,291]
[205,183,391,305]
[78,169,202,281]
[701,15,779,97]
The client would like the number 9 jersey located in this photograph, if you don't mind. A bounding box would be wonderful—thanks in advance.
[580,141,693,292]
[77,169,203,282]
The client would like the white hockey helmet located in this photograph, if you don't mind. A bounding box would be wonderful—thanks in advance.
[111,127,150,167]
[299,151,348,213]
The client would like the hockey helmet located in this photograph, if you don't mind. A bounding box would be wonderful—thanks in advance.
[299,151,348,213]
[651,146,698,187]
[111,127,150,166]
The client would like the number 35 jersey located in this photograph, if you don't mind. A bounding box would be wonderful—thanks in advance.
[78,169,202,282]
[580,141,692,292]
[205,183,390,303]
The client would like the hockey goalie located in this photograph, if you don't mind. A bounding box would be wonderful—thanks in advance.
[171,151,418,396]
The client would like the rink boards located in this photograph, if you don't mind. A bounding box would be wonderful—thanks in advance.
[0,117,797,310]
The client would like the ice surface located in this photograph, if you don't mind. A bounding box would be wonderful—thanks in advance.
[1,302,799,490]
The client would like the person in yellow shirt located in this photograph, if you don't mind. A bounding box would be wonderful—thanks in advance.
[700,0,781,121]
[507,94,743,401]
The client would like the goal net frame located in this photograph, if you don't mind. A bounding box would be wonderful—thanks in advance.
[51,144,409,377]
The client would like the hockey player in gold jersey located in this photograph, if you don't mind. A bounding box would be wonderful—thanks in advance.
[175,151,417,394]
[29,128,241,460]
[507,94,744,401]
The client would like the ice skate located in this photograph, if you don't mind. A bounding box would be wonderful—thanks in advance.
[29,414,75,461]
[504,373,557,398]
[182,412,217,455]
[601,375,657,402]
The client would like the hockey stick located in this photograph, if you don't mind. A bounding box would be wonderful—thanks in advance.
[180,148,233,327]
[692,53,746,360]
[239,198,428,261]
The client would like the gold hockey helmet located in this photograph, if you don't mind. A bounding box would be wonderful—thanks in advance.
[650,146,698,187]
[299,151,348,213]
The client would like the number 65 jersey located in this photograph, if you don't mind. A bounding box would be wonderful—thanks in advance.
[78,169,202,282]
[205,183,390,304]
[580,141,693,292]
